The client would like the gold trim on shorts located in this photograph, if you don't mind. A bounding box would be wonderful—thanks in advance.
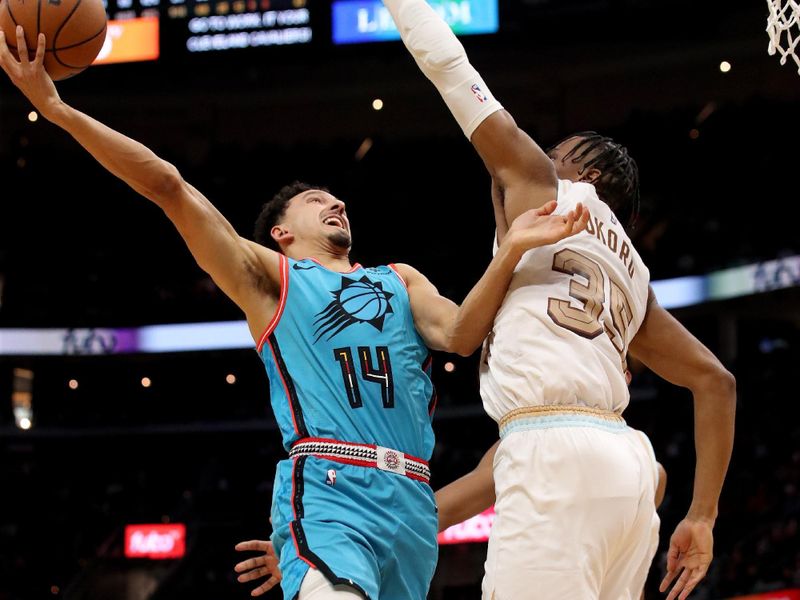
[499,405,625,429]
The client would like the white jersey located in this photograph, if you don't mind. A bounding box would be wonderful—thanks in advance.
[480,179,651,421]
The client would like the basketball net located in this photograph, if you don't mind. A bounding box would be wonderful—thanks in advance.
[767,0,800,74]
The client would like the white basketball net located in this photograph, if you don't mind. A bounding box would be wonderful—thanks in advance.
[767,0,800,74]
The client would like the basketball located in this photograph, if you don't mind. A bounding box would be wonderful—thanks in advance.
[0,0,107,80]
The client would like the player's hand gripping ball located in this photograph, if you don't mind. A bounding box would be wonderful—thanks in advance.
[0,0,107,80]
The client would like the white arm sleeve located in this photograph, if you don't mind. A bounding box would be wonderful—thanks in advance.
[383,0,503,139]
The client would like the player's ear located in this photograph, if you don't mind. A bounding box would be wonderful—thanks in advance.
[271,224,293,246]
[581,168,602,185]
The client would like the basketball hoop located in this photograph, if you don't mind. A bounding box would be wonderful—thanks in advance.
[766,0,800,74]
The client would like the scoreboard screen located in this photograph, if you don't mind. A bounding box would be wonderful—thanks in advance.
[91,0,498,65]
[95,0,311,64]
[332,0,498,45]
[177,1,312,52]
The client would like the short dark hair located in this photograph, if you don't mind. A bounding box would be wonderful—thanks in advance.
[254,181,329,252]
[554,132,641,228]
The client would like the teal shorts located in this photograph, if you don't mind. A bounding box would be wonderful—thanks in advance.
[270,456,439,600]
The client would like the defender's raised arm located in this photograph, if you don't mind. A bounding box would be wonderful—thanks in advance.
[382,0,558,227]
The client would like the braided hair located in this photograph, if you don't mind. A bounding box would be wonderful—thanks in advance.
[551,132,640,229]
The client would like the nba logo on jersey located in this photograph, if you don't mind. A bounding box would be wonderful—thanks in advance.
[471,83,487,103]
[326,469,337,486]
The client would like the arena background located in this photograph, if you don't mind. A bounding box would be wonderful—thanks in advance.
[0,0,798,598]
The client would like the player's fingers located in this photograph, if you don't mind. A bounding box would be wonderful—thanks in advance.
[235,540,270,552]
[34,33,45,65]
[678,565,709,600]
[570,208,585,233]
[665,566,691,600]
[251,575,281,596]
[678,580,697,600]
[660,566,681,593]
[562,210,575,235]
[0,31,15,74]
[579,207,590,228]
[16,26,29,66]
[238,566,270,583]
[665,544,682,573]
[235,556,267,572]
[535,200,557,216]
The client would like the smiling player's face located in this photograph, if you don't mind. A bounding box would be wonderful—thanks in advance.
[281,190,352,250]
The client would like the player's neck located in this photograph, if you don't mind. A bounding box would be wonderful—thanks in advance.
[289,243,352,273]
[311,255,353,273]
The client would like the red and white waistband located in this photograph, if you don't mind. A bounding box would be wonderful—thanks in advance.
[289,437,431,484]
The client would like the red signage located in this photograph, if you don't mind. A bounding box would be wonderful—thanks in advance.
[437,507,495,545]
[125,524,186,559]
[731,591,800,600]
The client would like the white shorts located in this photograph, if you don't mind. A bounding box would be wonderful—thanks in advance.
[482,407,660,600]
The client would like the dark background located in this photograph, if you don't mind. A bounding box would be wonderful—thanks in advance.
[1,1,799,598]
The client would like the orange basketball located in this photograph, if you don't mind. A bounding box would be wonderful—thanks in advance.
[0,0,107,80]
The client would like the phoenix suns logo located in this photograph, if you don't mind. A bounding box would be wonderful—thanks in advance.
[314,276,394,342]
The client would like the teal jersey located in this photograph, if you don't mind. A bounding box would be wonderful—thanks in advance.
[257,256,437,460]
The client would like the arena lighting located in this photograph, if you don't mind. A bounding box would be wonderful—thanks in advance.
[12,367,34,430]
[444,361,456,372]
[355,137,373,161]
[720,60,732,73]
[141,377,152,388]
[695,101,717,125]
[0,255,797,356]
[225,373,236,384]
[27,111,38,123]
[124,524,186,559]
[372,98,384,111]
[68,379,79,390]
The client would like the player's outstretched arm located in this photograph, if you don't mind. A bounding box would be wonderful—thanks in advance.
[0,28,280,339]
[396,201,589,355]
[382,0,557,228]
[629,290,736,600]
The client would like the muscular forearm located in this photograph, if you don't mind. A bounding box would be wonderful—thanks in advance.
[382,0,502,138]
[630,300,736,524]
[45,102,180,205]
[446,241,522,356]
[436,470,495,532]
[436,441,498,530]
[687,373,736,523]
